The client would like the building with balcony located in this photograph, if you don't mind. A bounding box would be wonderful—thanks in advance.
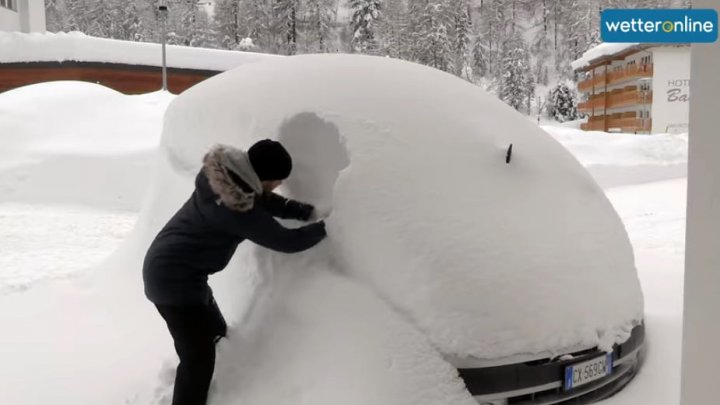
[572,43,690,134]
[0,0,46,33]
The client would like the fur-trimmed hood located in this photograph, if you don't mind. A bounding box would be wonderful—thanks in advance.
[201,145,263,212]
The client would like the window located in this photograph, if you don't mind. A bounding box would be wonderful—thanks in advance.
[0,0,17,11]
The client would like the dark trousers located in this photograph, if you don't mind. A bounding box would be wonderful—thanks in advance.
[156,297,227,405]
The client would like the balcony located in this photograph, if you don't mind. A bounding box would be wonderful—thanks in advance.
[577,73,607,93]
[607,89,653,109]
[581,114,652,133]
[580,120,606,131]
[580,115,609,131]
[577,64,653,94]
[578,96,606,112]
[608,64,653,85]
[578,88,651,113]
[608,117,652,132]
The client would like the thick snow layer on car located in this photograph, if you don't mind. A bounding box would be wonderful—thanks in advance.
[139,53,644,365]
[0,31,277,71]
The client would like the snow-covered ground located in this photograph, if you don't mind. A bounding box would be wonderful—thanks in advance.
[0,78,686,404]
[0,203,136,292]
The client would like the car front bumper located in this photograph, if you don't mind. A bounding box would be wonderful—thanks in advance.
[458,323,645,405]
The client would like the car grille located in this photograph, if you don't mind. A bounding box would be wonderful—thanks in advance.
[460,323,645,405]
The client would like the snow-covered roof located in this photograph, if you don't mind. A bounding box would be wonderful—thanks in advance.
[571,42,640,71]
[0,31,278,71]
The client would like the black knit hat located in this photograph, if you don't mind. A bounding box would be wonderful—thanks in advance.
[248,139,293,181]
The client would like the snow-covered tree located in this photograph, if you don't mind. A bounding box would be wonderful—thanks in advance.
[237,0,272,52]
[407,0,456,74]
[46,0,70,33]
[499,32,535,112]
[63,0,95,32]
[546,80,579,122]
[376,0,407,58]
[472,0,512,79]
[452,0,472,78]
[529,0,553,82]
[162,1,216,48]
[273,0,299,55]
[535,60,549,86]
[305,0,335,53]
[110,0,145,41]
[349,0,382,54]
[470,34,489,80]
[236,37,260,52]
[214,0,242,49]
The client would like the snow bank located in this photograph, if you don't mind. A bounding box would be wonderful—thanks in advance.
[208,246,475,405]
[544,126,688,187]
[0,81,173,209]
[571,42,640,70]
[0,31,277,71]
[0,203,136,292]
[138,53,643,379]
[544,126,688,167]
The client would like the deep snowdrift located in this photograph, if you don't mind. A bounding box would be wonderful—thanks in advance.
[135,51,642,381]
[0,81,172,210]
[544,126,688,188]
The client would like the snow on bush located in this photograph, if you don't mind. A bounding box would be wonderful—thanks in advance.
[134,54,643,403]
[547,80,579,123]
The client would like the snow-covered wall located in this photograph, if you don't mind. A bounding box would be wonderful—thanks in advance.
[651,46,691,134]
[0,6,20,32]
[0,0,44,33]
[0,32,277,71]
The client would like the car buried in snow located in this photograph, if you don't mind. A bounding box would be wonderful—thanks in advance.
[161,53,645,405]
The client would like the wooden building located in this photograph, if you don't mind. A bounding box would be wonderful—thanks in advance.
[573,43,690,134]
[0,61,219,95]
[0,32,275,95]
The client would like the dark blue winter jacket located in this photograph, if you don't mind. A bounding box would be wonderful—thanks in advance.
[142,150,326,306]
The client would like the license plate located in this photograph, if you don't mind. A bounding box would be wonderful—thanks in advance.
[564,353,613,391]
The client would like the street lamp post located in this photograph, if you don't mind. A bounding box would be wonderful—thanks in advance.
[158,1,169,92]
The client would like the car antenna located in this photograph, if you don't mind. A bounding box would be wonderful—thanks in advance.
[506,144,513,164]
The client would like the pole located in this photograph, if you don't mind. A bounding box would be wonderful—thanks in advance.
[159,2,169,92]
[681,2,720,402]
[162,22,168,91]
